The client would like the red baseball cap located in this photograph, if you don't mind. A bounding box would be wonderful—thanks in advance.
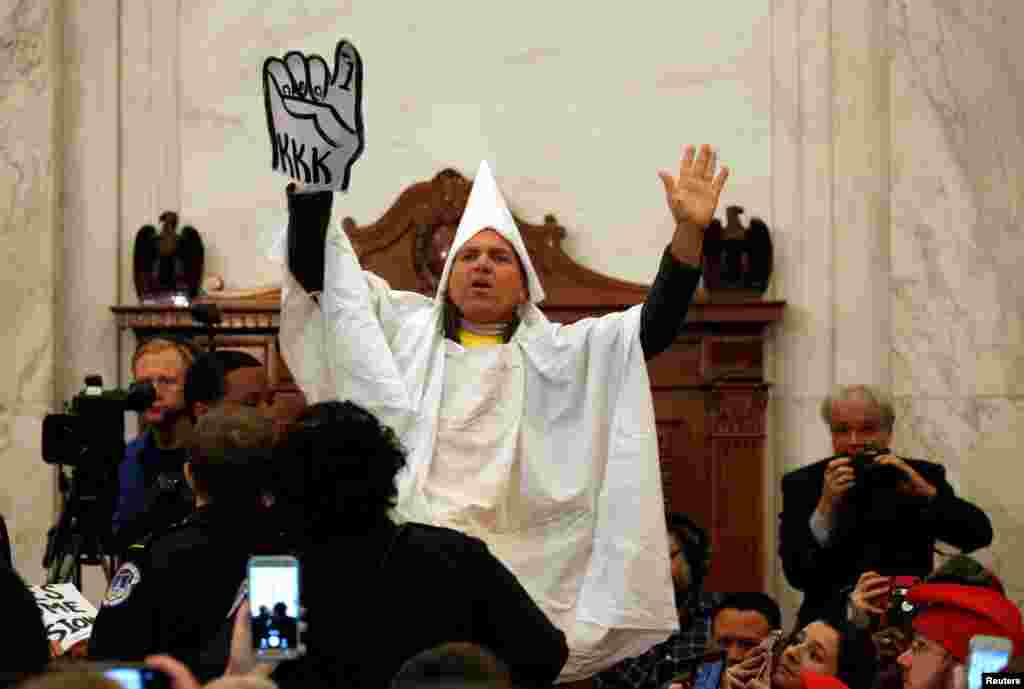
[907,583,1024,662]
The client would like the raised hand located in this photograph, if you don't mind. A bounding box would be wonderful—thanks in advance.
[659,144,730,231]
[263,39,365,190]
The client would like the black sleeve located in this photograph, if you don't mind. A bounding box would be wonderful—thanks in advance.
[640,247,702,361]
[777,469,843,593]
[468,538,569,687]
[88,549,157,661]
[915,462,993,552]
[286,184,334,295]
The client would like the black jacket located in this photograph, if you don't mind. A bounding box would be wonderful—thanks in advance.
[272,519,569,689]
[89,505,262,676]
[778,455,992,626]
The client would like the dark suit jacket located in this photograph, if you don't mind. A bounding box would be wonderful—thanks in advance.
[778,455,992,626]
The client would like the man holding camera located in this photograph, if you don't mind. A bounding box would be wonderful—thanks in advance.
[778,385,992,627]
[112,338,197,554]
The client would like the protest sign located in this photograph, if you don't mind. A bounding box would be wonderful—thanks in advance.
[263,39,365,191]
[31,583,98,653]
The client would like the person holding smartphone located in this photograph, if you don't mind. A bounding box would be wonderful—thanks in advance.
[897,583,1024,689]
[89,405,278,680]
[265,400,569,689]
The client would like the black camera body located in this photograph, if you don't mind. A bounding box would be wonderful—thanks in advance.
[42,376,155,469]
[41,376,156,581]
[850,446,905,491]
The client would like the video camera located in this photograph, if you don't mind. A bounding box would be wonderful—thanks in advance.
[40,375,156,586]
[42,375,155,468]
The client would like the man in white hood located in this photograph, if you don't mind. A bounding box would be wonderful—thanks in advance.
[275,144,729,681]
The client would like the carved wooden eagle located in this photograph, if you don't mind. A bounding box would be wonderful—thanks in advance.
[702,205,773,294]
[133,211,204,302]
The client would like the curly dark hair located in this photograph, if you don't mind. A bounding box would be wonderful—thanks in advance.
[274,400,407,537]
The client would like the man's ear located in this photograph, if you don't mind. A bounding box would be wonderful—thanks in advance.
[193,401,210,419]
[946,662,966,689]
[183,461,196,491]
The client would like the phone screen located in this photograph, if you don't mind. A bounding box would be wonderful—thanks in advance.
[968,646,1011,689]
[693,659,725,689]
[103,667,170,689]
[249,555,301,659]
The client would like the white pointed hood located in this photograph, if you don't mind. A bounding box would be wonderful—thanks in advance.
[435,160,546,305]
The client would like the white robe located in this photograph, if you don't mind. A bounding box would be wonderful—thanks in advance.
[275,220,678,680]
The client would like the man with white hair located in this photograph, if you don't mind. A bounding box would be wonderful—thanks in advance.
[275,144,728,680]
[779,384,993,627]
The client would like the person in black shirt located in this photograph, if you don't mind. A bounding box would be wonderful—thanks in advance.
[90,405,277,679]
[268,400,569,689]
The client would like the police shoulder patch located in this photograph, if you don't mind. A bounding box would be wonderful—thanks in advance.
[103,562,142,607]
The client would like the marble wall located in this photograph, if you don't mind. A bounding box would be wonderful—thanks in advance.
[173,1,773,292]
[888,0,1024,603]
[771,0,1024,618]
[0,0,59,579]
[1,0,1019,622]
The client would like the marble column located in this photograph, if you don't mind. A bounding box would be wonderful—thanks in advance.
[889,0,1024,603]
[61,0,121,600]
[0,0,61,580]
[770,0,840,616]
[771,0,1024,620]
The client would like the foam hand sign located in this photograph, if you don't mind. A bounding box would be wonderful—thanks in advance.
[263,39,365,191]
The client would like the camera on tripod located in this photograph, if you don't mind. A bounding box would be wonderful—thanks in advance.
[40,375,156,587]
[43,376,155,467]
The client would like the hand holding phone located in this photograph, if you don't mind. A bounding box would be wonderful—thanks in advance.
[248,555,302,661]
[89,663,172,689]
[967,635,1012,689]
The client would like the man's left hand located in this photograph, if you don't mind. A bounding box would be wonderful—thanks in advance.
[874,454,937,499]
[659,144,730,265]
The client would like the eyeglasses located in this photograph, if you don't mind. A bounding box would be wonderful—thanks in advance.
[137,376,181,389]
[830,422,883,435]
[907,636,948,659]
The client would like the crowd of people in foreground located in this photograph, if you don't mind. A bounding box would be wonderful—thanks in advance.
[2,143,1019,688]
[2,385,1021,689]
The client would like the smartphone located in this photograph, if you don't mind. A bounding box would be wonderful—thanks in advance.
[878,575,921,610]
[248,554,302,660]
[91,663,171,689]
[967,635,1013,689]
[692,657,726,689]
[662,650,725,689]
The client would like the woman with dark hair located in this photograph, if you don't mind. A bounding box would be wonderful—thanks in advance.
[769,617,877,689]
[269,400,568,689]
